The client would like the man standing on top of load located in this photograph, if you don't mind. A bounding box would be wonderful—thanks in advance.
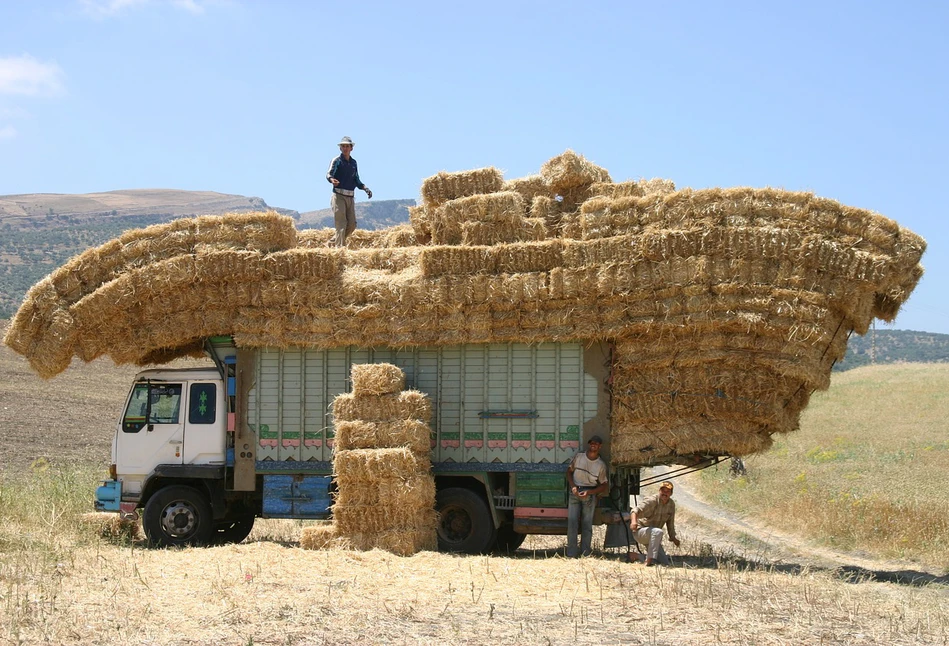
[326,136,372,247]
[628,480,680,566]
[565,435,609,557]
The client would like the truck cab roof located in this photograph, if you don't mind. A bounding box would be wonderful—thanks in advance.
[133,367,222,382]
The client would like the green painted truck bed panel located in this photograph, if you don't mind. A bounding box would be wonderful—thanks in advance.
[244,343,599,465]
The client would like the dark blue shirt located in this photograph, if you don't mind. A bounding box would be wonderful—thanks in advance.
[326,155,365,192]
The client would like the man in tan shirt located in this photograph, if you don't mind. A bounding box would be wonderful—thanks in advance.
[628,480,680,565]
[565,435,609,557]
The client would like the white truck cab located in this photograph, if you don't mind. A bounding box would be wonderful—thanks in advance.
[113,368,227,497]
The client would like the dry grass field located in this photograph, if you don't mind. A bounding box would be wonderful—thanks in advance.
[1,323,948,644]
[693,363,949,569]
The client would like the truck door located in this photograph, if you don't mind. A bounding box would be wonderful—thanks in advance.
[182,381,225,465]
[116,382,185,476]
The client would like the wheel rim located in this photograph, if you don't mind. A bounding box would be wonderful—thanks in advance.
[439,505,473,544]
[160,500,199,539]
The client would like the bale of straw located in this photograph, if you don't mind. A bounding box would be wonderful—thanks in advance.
[430,192,526,245]
[300,524,339,550]
[502,175,552,204]
[332,473,436,509]
[351,363,406,396]
[332,391,432,423]
[408,204,433,240]
[420,167,504,209]
[332,505,437,535]
[459,217,547,246]
[377,473,436,509]
[540,150,611,193]
[435,191,525,225]
[333,447,430,483]
[334,419,431,455]
[345,225,420,249]
[344,527,438,556]
[296,228,336,247]
[589,181,646,200]
[79,512,141,541]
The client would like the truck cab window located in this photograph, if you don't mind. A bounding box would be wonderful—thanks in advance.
[189,383,216,425]
[149,384,182,424]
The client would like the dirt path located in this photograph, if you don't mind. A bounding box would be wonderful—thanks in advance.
[656,468,948,587]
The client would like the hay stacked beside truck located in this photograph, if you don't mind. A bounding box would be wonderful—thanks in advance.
[3,151,925,552]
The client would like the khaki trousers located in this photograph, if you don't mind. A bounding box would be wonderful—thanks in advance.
[331,193,356,247]
[634,526,670,564]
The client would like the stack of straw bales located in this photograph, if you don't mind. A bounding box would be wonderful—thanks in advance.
[300,363,437,555]
[3,150,927,465]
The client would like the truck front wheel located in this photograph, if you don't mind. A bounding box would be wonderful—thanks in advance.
[435,488,497,554]
[143,485,213,548]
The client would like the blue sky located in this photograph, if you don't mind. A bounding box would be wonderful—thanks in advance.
[1,1,947,334]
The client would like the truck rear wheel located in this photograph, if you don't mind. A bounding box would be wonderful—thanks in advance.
[435,487,497,554]
[211,513,255,545]
[143,485,213,548]
[493,523,527,553]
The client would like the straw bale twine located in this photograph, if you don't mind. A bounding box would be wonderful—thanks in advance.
[420,167,504,209]
[540,150,611,193]
[333,419,431,455]
[351,363,406,396]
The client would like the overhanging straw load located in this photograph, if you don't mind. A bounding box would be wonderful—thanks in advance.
[3,150,927,465]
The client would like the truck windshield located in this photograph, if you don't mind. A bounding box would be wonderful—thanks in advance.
[122,384,149,433]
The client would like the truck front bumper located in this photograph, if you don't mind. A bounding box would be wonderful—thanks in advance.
[94,480,121,512]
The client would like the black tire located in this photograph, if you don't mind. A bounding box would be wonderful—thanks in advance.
[436,487,497,554]
[143,485,214,548]
[211,514,255,545]
[493,523,527,554]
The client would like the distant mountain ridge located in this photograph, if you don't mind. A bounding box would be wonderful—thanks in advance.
[298,198,414,230]
[0,189,298,221]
